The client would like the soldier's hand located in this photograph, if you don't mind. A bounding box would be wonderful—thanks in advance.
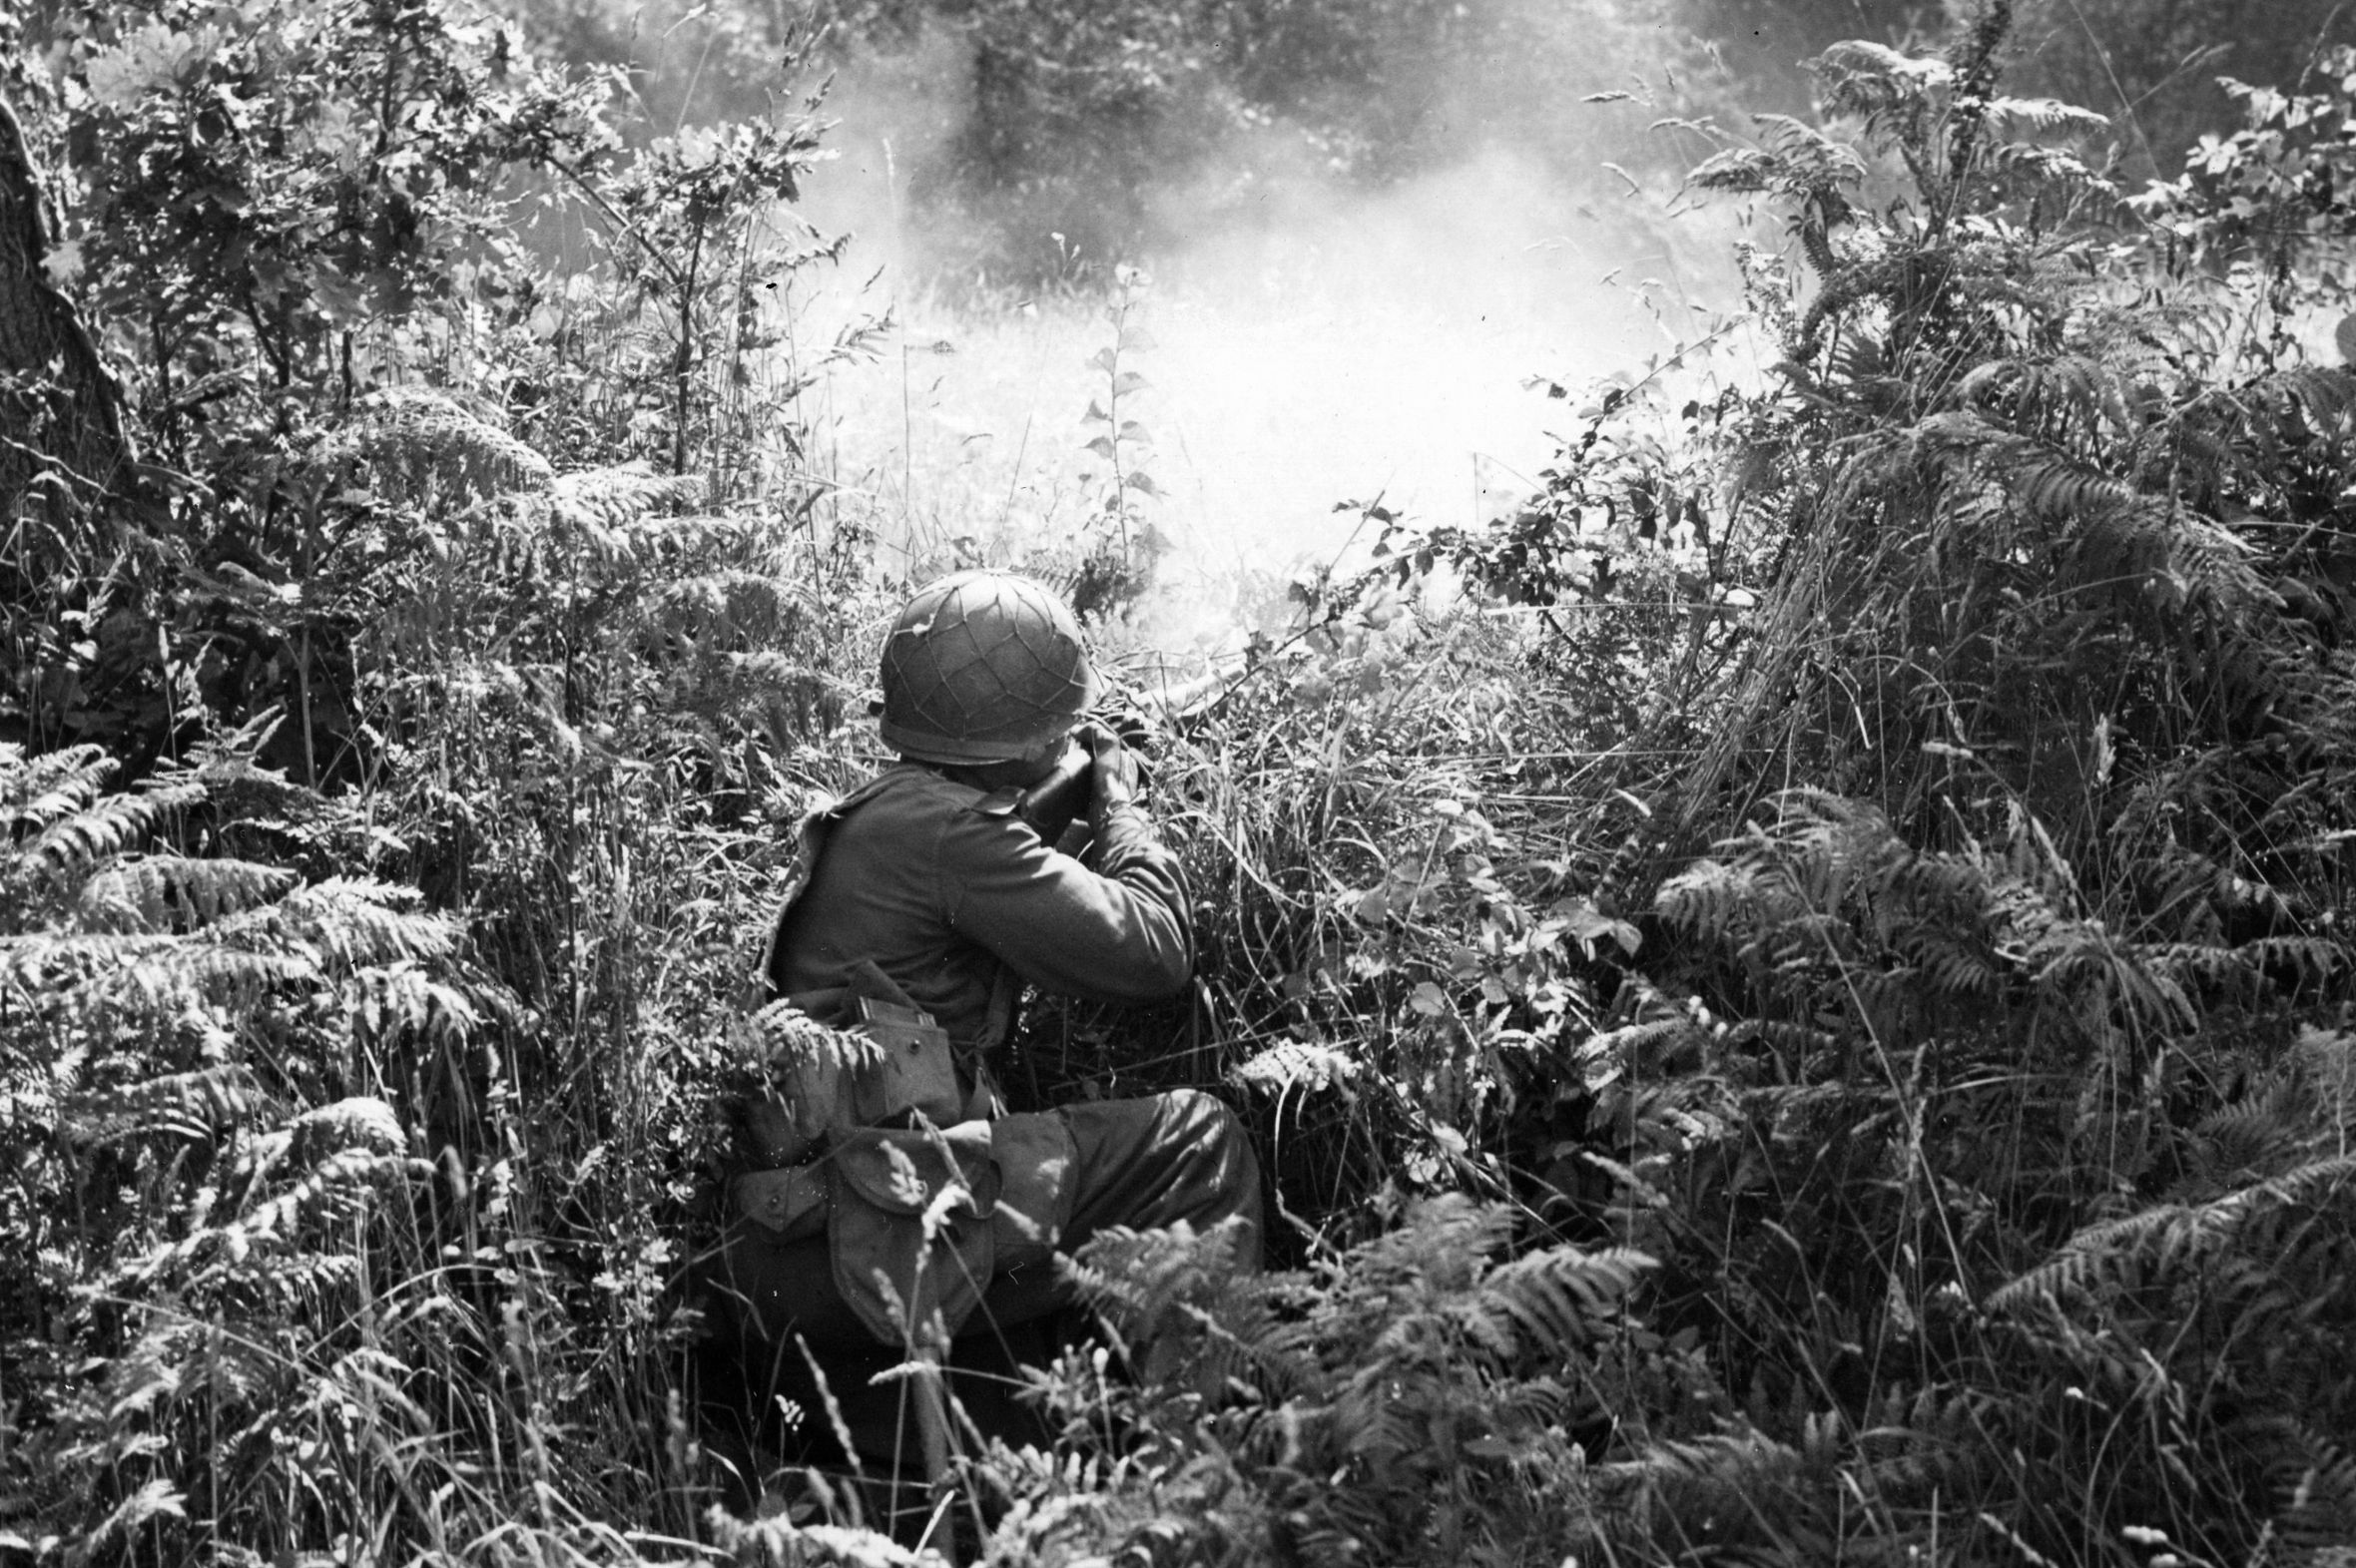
[1082,722,1142,822]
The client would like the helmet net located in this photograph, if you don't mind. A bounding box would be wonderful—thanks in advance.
[879,571,1098,763]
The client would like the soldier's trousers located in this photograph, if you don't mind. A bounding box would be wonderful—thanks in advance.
[694,1088,1261,1465]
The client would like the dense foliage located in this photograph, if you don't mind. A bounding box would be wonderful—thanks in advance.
[9,1,2356,1565]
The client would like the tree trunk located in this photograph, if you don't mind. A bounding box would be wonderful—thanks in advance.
[0,84,154,753]
[0,89,136,520]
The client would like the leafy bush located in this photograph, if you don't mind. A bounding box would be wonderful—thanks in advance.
[2,6,893,1561]
[0,733,499,1559]
[1372,12,2356,1563]
[974,1202,1670,1567]
[14,1,2356,1564]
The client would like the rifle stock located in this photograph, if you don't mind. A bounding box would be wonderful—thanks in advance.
[1015,742,1094,837]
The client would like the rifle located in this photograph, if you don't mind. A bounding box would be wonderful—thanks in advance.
[1014,710,1158,841]
[1015,665,1246,839]
[1015,739,1096,839]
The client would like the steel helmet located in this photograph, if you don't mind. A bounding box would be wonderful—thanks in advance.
[878,570,1099,764]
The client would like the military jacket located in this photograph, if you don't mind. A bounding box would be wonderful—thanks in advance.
[763,763,1193,1055]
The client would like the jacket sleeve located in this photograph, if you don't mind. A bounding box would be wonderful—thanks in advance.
[935,798,1193,1002]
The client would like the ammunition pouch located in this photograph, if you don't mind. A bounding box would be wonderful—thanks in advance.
[730,1109,1079,1348]
[829,1122,998,1348]
[729,1162,830,1240]
[738,996,968,1171]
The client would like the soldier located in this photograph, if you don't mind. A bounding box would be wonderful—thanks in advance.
[695,569,1262,1492]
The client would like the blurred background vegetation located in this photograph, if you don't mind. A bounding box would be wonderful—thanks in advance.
[513,0,2356,277]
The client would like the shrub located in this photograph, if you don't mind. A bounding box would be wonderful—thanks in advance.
[12,0,2356,1563]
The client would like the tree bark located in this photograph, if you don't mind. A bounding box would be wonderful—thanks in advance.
[0,89,136,520]
[0,84,157,753]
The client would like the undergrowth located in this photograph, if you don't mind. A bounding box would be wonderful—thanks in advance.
[9,2,2356,1565]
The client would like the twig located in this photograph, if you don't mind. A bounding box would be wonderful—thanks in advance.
[542,155,689,293]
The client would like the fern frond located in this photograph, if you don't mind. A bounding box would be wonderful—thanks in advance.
[0,742,113,833]
[74,855,298,935]
[1596,1430,1807,1510]
[342,964,483,1050]
[137,1104,415,1284]
[205,1144,401,1270]
[289,1094,408,1158]
[1960,354,2132,443]
[2292,1026,2356,1132]
[2246,1153,2356,1216]
[0,932,308,1007]
[707,1511,934,1568]
[113,941,324,1012]
[1691,125,1865,202]
[1812,40,1954,97]
[607,511,750,566]
[71,1479,186,1565]
[1332,1374,1425,1467]
[205,1249,365,1313]
[211,879,462,971]
[547,464,708,531]
[1724,1018,1843,1059]
[13,886,450,1011]
[1063,1219,1268,1382]
[2271,1424,2356,1554]
[1914,933,2002,1000]
[1344,1195,1511,1301]
[1477,1244,1656,1357]
[643,568,821,638]
[2240,936,2343,990]
[1986,98,2109,136]
[1994,1155,2356,1311]
[2190,1094,2317,1185]
[59,1064,273,1145]
[1754,115,1868,187]
[1984,142,2114,195]
[2007,451,2136,522]
[19,776,204,884]
[318,387,553,507]
[1686,147,1781,194]
[742,999,884,1077]
[711,651,857,702]
[1655,859,1765,937]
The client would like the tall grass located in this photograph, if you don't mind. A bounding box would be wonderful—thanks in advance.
[13,3,2356,1565]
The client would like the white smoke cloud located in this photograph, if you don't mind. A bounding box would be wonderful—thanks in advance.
[780,11,1743,627]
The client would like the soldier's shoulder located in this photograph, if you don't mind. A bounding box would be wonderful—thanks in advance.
[862,764,1022,822]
